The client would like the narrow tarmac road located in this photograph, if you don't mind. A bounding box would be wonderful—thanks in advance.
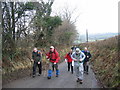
[3,62,100,88]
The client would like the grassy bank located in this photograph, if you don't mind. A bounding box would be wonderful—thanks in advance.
[78,35,119,88]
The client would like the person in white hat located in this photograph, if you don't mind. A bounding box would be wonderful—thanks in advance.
[46,46,60,79]
[71,48,86,84]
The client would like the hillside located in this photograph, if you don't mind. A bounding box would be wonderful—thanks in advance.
[79,33,118,43]
[78,35,120,88]
[2,35,120,87]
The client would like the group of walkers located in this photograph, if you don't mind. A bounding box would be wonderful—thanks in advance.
[31,46,60,79]
[31,45,91,84]
[65,46,91,84]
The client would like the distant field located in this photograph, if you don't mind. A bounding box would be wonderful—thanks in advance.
[76,32,118,44]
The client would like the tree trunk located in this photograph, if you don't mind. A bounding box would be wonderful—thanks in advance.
[11,2,15,41]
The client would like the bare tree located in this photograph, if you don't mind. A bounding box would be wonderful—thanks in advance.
[52,5,79,46]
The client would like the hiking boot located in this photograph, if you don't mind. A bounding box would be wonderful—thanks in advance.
[84,71,86,74]
[79,79,83,84]
[76,78,80,82]
[86,72,89,75]
[79,80,83,84]
[47,76,51,79]
[71,71,73,74]
[32,75,35,78]
[38,74,41,76]
[56,75,59,77]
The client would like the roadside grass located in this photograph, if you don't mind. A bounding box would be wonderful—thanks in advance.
[2,45,71,85]
[78,35,119,88]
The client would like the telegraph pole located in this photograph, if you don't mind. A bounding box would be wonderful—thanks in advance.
[86,29,88,42]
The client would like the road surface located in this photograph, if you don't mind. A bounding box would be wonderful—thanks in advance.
[3,62,100,88]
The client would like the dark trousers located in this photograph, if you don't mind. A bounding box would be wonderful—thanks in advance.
[52,64,55,71]
[83,61,89,72]
[68,62,73,73]
[33,61,42,75]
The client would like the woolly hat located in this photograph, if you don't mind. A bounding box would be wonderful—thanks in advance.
[76,48,81,53]
[50,46,54,49]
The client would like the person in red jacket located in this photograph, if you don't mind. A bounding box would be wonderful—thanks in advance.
[65,49,73,74]
[46,46,60,79]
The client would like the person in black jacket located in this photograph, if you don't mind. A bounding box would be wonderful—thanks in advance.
[71,45,76,52]
[82,47,91,75]
[31,48,42,78]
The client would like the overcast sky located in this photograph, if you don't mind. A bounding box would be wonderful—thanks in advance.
[51,0,119,35]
